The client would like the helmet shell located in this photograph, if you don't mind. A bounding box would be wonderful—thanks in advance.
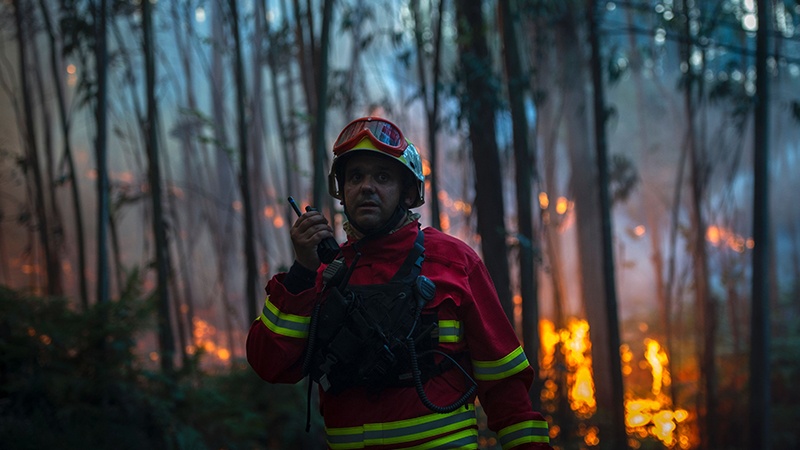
[328,137,425,208]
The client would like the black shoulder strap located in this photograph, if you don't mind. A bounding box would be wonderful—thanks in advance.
[390,229,425,285]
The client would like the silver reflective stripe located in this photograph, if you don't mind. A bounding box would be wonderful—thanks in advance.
[326,404,477,449]
[259,296,310,338]
[472,346,530,381]
[498,420,550,448]
[438,320,463,343]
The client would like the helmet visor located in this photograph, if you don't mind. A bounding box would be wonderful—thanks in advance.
[333,117,405,157]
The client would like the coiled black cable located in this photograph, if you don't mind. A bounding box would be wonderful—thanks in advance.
[407,336,477,413]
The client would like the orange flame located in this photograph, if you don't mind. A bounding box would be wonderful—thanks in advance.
[539,319,691,447]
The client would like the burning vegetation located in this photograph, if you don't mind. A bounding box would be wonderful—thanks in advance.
[540,319,693,448]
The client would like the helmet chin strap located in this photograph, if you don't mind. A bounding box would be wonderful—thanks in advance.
[344,201,408,240]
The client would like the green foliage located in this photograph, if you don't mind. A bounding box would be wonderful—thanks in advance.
[608,153,639,204]
[0,286,323,449]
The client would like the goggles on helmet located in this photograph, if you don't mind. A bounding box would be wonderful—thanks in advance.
[333,117,406,157]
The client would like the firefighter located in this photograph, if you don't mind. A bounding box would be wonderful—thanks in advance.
[246,117,553,449]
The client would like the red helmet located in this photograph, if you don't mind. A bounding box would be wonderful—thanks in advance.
[328,117,425,208]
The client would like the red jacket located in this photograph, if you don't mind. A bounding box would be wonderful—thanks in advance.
[247,220,552,449]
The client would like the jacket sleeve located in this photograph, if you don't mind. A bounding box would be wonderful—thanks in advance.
[463,259,553,450]
[246,272,319,384]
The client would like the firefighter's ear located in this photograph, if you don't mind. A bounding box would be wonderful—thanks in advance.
[402,177,416,208]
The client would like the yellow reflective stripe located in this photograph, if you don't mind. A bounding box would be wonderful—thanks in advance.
[326,404,477,449]
[471,346,530,381]
[411,427,478,449]
[498,420,550,448]
[259,296,310,338]
[438,320,463,343]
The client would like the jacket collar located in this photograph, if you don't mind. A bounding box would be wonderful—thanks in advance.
[340,218,420,264]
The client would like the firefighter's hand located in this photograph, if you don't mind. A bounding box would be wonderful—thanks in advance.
[290,209,334,271]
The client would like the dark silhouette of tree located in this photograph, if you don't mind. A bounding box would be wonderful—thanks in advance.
[554,2,616,425]
[227,0,259,325]
[498,0,542,407]
[142,0,175,374]
[454,0,513,321]
[312,0,333,209]
[37,0,88,308]
[586,1,627,447]
[13,0,60,297]
[92,0,110,304]
[410,0,445,231]
[677,2,715,447]
[749,0,772,447]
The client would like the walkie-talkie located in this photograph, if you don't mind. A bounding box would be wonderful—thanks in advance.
[288,197,341,264]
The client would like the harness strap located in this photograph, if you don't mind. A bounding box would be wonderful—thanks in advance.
[390,229,425,285]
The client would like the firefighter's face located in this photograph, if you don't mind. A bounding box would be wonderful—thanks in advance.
[342,153,412,232]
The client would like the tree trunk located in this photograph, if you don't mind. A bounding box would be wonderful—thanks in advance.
[411,0,444,231]
[499,0,542,407]
[312,0,333,209]
[264,17,298,230]
[228,0,259,324]
[14,0,58,297]
[678,1,715,447]
[454,0,514,322]
[555,3,614,420]
[38,0,89,308]
[93,0,110,304]
[500,0,539,362]
[30,24,65,298]
[168,0,202,366]
[142,0,175,374]
[228,0,260,323]
[749,0,772,447]
[587,1,627,447]
[292,0,319,203]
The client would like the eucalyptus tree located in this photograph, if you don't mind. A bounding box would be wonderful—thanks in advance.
[263,7,300,231]
[586,1,627,447]
[312,0,333,209]
[92,0,111,305]
[674,1,717,445]
[226,0,259,324]
[499,0,543,409]
[37,0,89,307]
[454,0,514,321]
[12,0,60,297]
[410,0,445,231]
[749,0,773,447]
[142,0,175,374]
[29,4,67,300]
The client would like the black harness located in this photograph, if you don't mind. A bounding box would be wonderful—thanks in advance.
[301,230,477,431]
[304,230,437,394]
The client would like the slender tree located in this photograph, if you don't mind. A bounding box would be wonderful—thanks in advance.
[14,0,58,296]
[586,1,627,447]
[499,0,542,406]
[500,0,541,409]
[38,0,89,307]
[555,2,616,422]
[749,0,772,447]
[142,0,175,373]
[410,0,445,230]
[228,0,259,324]
[312,0,333,208]
[30,18,66,299]
[93,0,110,304]
[454,0,514,321]
[291,0,320,202]
[677,2,716,447]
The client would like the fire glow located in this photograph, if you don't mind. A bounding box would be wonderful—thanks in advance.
[539,319,691,448]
